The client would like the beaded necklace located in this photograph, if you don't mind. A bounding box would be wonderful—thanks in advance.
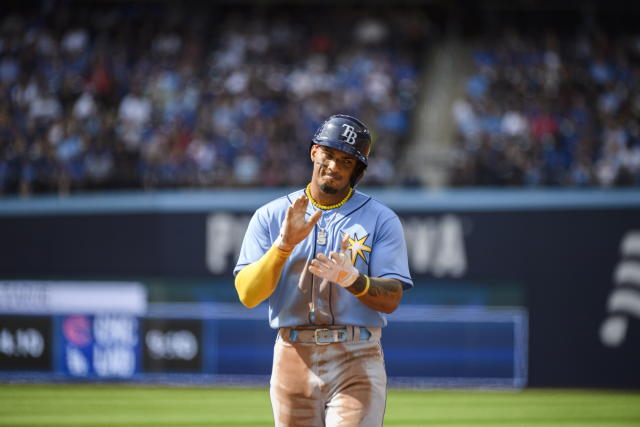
[305,183,353,245]
[305,183,353,210]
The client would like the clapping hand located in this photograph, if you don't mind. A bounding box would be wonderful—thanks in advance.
[309,234,359,288]
[276,195,322,251]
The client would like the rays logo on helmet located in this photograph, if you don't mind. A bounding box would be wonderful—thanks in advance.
[341,124,357,145]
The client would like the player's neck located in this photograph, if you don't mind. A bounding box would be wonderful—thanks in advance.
[306,183,353,210]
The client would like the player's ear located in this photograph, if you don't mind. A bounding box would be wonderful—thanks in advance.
[310,144,319,162]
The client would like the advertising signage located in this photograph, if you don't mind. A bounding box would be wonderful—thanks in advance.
[0,315,52,371]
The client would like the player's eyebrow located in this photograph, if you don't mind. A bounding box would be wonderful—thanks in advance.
[321,146,356,162]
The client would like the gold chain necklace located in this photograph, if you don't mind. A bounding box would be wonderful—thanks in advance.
[305,183,353,210]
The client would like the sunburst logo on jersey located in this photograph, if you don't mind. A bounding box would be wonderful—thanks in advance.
[343,232,372,265]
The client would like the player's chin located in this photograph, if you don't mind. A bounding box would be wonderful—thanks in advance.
[319,183,339,194]
[319,177,348,195]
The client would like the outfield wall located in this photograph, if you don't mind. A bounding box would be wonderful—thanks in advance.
[1,189,639,388]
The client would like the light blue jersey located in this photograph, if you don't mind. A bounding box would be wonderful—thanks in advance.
[234,188,413,328]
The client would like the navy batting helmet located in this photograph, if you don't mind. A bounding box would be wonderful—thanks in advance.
[311,114,372,186]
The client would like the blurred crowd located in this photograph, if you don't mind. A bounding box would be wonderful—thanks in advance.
[0,2,426,196]
[451,30,640,187]
[6,2,637,194]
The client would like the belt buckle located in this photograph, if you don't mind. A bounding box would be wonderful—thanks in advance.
[314,328,333,345]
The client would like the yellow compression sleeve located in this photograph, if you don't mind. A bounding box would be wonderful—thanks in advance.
[235,244,292,308]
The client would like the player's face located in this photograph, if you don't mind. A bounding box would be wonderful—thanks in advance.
[310,145,358,194]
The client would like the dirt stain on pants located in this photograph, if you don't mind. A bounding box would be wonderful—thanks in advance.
[270,328,386,427]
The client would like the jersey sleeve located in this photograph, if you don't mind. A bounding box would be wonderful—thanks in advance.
[369,213,413,290]
[233,207,274,276]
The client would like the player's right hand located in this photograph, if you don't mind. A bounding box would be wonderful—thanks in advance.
[275,194,322,251]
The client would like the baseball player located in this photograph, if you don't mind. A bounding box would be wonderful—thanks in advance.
[234,114,413,426]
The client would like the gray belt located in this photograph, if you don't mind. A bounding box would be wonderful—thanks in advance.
[280,326,372,345]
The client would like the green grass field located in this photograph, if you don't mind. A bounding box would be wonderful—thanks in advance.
[0,385,639,426]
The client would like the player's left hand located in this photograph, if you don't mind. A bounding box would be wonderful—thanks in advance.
[309,235,359,288]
